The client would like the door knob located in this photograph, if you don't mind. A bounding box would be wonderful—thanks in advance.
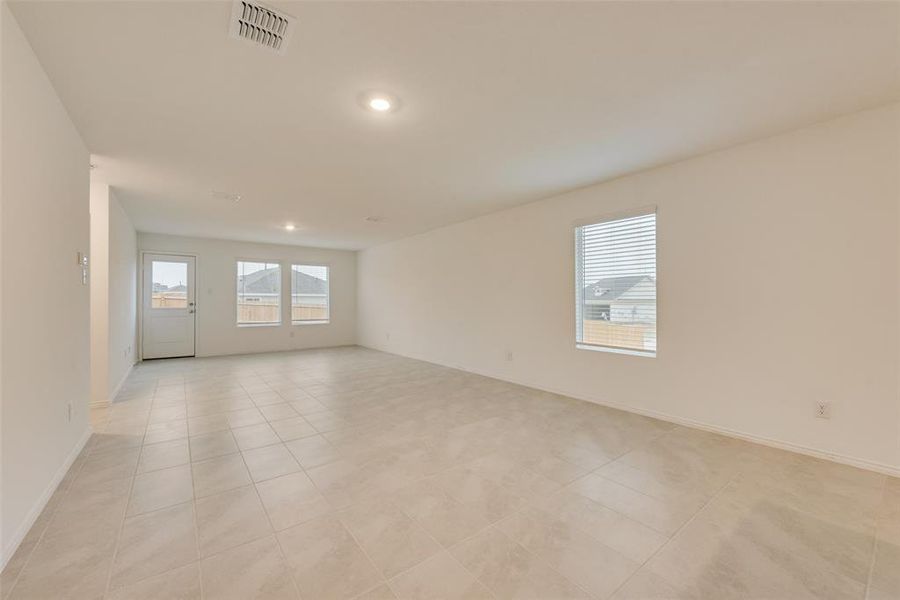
[189,309,195,314]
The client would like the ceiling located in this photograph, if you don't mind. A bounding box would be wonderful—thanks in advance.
[9,1,900,250]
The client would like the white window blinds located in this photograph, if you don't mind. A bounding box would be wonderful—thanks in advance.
[575,210,657,355]
[237,261,281,325]
[291,264,330,323]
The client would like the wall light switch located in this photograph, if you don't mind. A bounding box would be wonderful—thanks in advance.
[77,251,89,285]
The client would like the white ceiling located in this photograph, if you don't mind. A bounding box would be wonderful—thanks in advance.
[10,1,900,250]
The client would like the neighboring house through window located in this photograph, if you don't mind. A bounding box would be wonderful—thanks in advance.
[237,261,281,325]
[291,264,329,323]
[575,210,657,355]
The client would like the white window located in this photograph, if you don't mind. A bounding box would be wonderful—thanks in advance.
[291,264,329,324]
[237,261,281,325]
[575,210,656,356]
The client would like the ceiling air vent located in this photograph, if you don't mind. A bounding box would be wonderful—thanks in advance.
[228,1,295,55]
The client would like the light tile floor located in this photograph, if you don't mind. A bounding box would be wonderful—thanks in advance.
[2,346,898,599]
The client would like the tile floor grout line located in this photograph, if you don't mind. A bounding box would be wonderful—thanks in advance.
[564,471,676,537]
[100,499,319,598]
[438,548,500,600]
[240,367,306,600]
[254,501,305,600]
[862,475,889,599]
[473,519,597,600]
[239,412,308,598]
[295,460,392,597]
[604,470,740,600]
[573,455,728,538]
[507,485,655,569]
[370,464,591,596]
[2,440,91,600]
[100,380,158,598]
[383,484,502,600]
[498,462,654,597]
[185,385,207,600]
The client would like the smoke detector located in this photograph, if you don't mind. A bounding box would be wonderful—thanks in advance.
[228,1,296,55]
[211,190,242,203]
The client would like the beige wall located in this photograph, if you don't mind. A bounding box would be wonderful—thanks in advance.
[91,180,137,404]
[137,233,356,357]
[359,103,900,473]
[1,4,91,564]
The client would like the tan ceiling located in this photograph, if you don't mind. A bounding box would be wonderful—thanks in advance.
[9,1,900,249]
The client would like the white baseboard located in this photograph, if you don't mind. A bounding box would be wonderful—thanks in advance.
[91,363,135,407]
[1,426,93,571]
[194,343,358,360]
[108,363,134,404]
[361,344,900,479]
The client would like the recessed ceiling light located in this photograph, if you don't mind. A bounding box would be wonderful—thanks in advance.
[368,97,391,112]
[284,223,296,231]
[360,92,400,114]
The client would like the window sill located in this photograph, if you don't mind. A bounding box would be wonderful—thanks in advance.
[292,320,330,326]
[576,343,656,358]
[237,322,281,328]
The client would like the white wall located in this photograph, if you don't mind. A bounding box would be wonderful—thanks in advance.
[359,103,900,474]
[91,180,137,404]
[137,233,356,358]
[107,189,137,396]
[1,3,91,565]
[89,181,109,405]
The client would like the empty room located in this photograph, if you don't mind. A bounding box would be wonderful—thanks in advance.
[2,1,900,599]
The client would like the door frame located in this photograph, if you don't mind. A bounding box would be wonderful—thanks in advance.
[138,250,199,361]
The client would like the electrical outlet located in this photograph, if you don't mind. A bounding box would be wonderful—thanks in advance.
[815,401,831,419]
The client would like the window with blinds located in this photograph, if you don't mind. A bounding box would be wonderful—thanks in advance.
[237,260,281,325]
[575,210,656,356]
[292,264,329,324]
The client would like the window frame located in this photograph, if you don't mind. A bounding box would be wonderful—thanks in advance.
[149,259,190,310]
[574,206,657,358]
[235,259,283,327]
[290,263,330,325]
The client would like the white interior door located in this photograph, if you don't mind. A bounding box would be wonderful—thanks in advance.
[142,253,196,359]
